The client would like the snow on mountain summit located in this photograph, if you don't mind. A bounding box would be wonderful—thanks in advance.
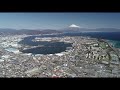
[69,24,80,28]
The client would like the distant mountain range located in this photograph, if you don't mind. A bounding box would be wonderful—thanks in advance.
[60,27,120,33]
[0,28,62,35]
[59,24,120,33]
[0,26,120,35]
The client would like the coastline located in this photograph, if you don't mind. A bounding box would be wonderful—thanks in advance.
[106,40,120,48]
[0,34,120,77]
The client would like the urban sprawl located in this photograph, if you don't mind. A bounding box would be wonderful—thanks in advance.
[0,34,120,77]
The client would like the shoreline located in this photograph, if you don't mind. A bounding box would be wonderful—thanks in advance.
[0,34,120,77]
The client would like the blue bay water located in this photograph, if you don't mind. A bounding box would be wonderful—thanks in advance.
[19,32,120,54]
[18,35,72,54]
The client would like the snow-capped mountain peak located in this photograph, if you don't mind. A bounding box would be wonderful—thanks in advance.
[69,24,80,28]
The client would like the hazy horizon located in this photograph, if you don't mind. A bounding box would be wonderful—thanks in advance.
[0,13,120,30]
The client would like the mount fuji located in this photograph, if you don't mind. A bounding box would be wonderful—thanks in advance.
[60,24,87,33]
[59,24,120,33]
[69,24,80,28]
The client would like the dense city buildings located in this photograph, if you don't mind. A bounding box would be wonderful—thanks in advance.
[0,34,120,77]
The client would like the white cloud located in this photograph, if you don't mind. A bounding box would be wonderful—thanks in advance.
[69,24,80,28]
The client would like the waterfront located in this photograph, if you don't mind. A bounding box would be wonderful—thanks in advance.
[19,32,120,54]
[19,35,72,54]
[0,33,120,77]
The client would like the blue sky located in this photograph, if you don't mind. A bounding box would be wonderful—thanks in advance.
[0,13,120,29]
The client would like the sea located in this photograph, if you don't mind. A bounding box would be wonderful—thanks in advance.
[18,32,120,54]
